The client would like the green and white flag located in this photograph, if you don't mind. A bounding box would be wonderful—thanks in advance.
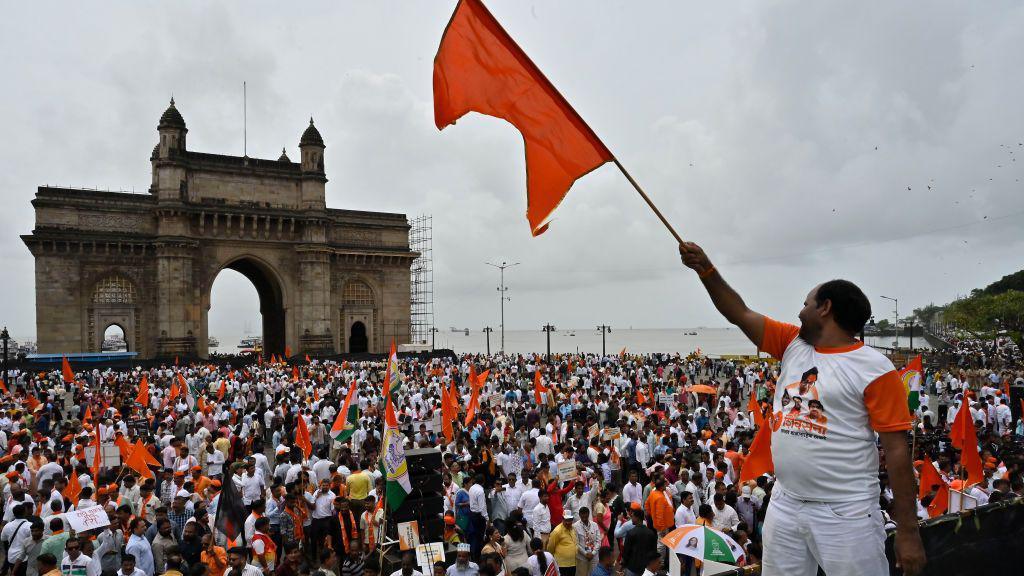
[380,340,411,510]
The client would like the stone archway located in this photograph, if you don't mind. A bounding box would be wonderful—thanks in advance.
[206,256,287,357]
[349,321,368,353]
[23,99,417,358]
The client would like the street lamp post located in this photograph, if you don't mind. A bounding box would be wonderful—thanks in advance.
[542,324,555,362]
[880,295,898,350]
[486,261,520,354]
[0,327,8,392]
[429,327,439,351]
[483,326,493,356]
[597,325,611,356]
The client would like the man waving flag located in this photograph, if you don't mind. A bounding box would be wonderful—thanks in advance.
[331,379,359,443]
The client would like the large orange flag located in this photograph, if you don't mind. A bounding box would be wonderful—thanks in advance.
[124,443,155,479]
[91,430,102,479]
[748,391,765,429]
[63,470,82,504]
[739,416,774,483]
[62,356,75,384]
[135,375,150,407]
[434,0,613,236]
[950,402,984,487]
[295,415,312,459]
[533,370,547,405]
[918,456,949,517]
[441,387,455,443]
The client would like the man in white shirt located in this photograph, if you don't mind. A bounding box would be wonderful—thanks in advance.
[710,494,739,534]
[573,507,602,576]
[622,471,642,506]
[674,492,696,527]
[466,474,488,557]
[239,461,265,505]
[531,491,552,546]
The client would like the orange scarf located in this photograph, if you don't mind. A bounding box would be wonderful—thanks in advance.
[338,510,358,553]
[285,506,305,540]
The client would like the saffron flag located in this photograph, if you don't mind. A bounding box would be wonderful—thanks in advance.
[0,378,7,395]
[433,0,613,236]
[63,470,82,504]
[330,380,359,443]
[748,391,765,429]
[739,415,774,483]
[534,370,548,405]
[125,442,155,479]
[899,354,923,412]
[62,356,75,384]
[168,376,181,403]
[381,348,412,511]
[950,401,984,487]
[919,456,949,517]
[91,430,102,479]
[295,414,312,459]
[285,345,292,358]
[441,386,455,443]
[135,375,150,407]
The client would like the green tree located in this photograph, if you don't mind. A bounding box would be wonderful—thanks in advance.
[944,290,1024,336]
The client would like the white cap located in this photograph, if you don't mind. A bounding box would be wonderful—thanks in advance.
[740,486,751,497]
[176,489,190,498]
[563,510,574,520]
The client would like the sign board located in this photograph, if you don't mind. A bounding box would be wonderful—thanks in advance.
[588,424,599,439]
[488,393,504,407]
[949,490,978,513]
[416,542,446,574]
[397,521,420,551]
[65,506,111,532]
[659,394,674,406]
[557,460,577,482]
[84,444,121,470]
[603,427,621,441]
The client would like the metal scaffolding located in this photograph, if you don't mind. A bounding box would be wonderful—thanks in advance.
[409,215,434,346]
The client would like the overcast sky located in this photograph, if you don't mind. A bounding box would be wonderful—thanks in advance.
[2,1,1023,345]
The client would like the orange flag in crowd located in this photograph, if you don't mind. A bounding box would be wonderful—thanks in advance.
[950,402,984,487]
[433,0,613,236]
[62,356,75,384]
[218,380,226,401]
[114,435,133,461]
[124,441,155,479]
[464,384,481,426]
[132,439,161,468]
[135,374,150,407]
[292,366,300,382]
[25,394,40,412]
[739,415,774,483]
[918,455,946,500]
[168,378,180,402]
[83,406,93,424]
[90,429,102,479]
[441,386,455,443]
[534,370,547,405]
[285,345,292,358]
[305,354,311,363]
[63,470,82,504]
[748,391,765,429]
[295,414,313,459]
[0,378,7,395]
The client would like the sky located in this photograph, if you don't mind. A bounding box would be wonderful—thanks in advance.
[2,0,1023,346]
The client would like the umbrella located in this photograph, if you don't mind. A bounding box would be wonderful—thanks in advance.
[661,524,744,564]
[687,384,718,395]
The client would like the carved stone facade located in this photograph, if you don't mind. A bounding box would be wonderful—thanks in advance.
[22,100,416,358]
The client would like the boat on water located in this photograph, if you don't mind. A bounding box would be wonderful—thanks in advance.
[208,336,220,347]
[237,335,263,349]
[685,331,698,336]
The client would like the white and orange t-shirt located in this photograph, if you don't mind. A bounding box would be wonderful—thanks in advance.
[761,317,911,502]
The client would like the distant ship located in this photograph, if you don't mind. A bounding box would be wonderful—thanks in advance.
[208,336,220,347]
[238,336,262,349]
[450,327,469,335]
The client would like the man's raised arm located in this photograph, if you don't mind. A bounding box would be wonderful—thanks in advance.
[679,242,766,347]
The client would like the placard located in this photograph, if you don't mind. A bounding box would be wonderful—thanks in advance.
[416,542,446,574]
[603,427,621,441]
[588,424,599,438]
[557,460,577,482]
[659,394,674,406]
[949,490,978,513]
[398,521,420,551]
[65,506,111,532]
[84,444,122,470]
[488,393,504,407]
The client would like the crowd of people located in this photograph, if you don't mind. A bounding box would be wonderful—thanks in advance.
[0,345,1019,576]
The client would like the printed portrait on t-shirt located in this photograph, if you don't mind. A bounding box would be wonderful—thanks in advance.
[778,366,828,439]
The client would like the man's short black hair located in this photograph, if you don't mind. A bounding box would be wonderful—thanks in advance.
[815,279,871,334]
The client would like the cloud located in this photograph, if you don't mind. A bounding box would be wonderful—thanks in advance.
[2,0,1023,345]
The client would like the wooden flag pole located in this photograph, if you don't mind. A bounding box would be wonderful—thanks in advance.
[612,158,684,244]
